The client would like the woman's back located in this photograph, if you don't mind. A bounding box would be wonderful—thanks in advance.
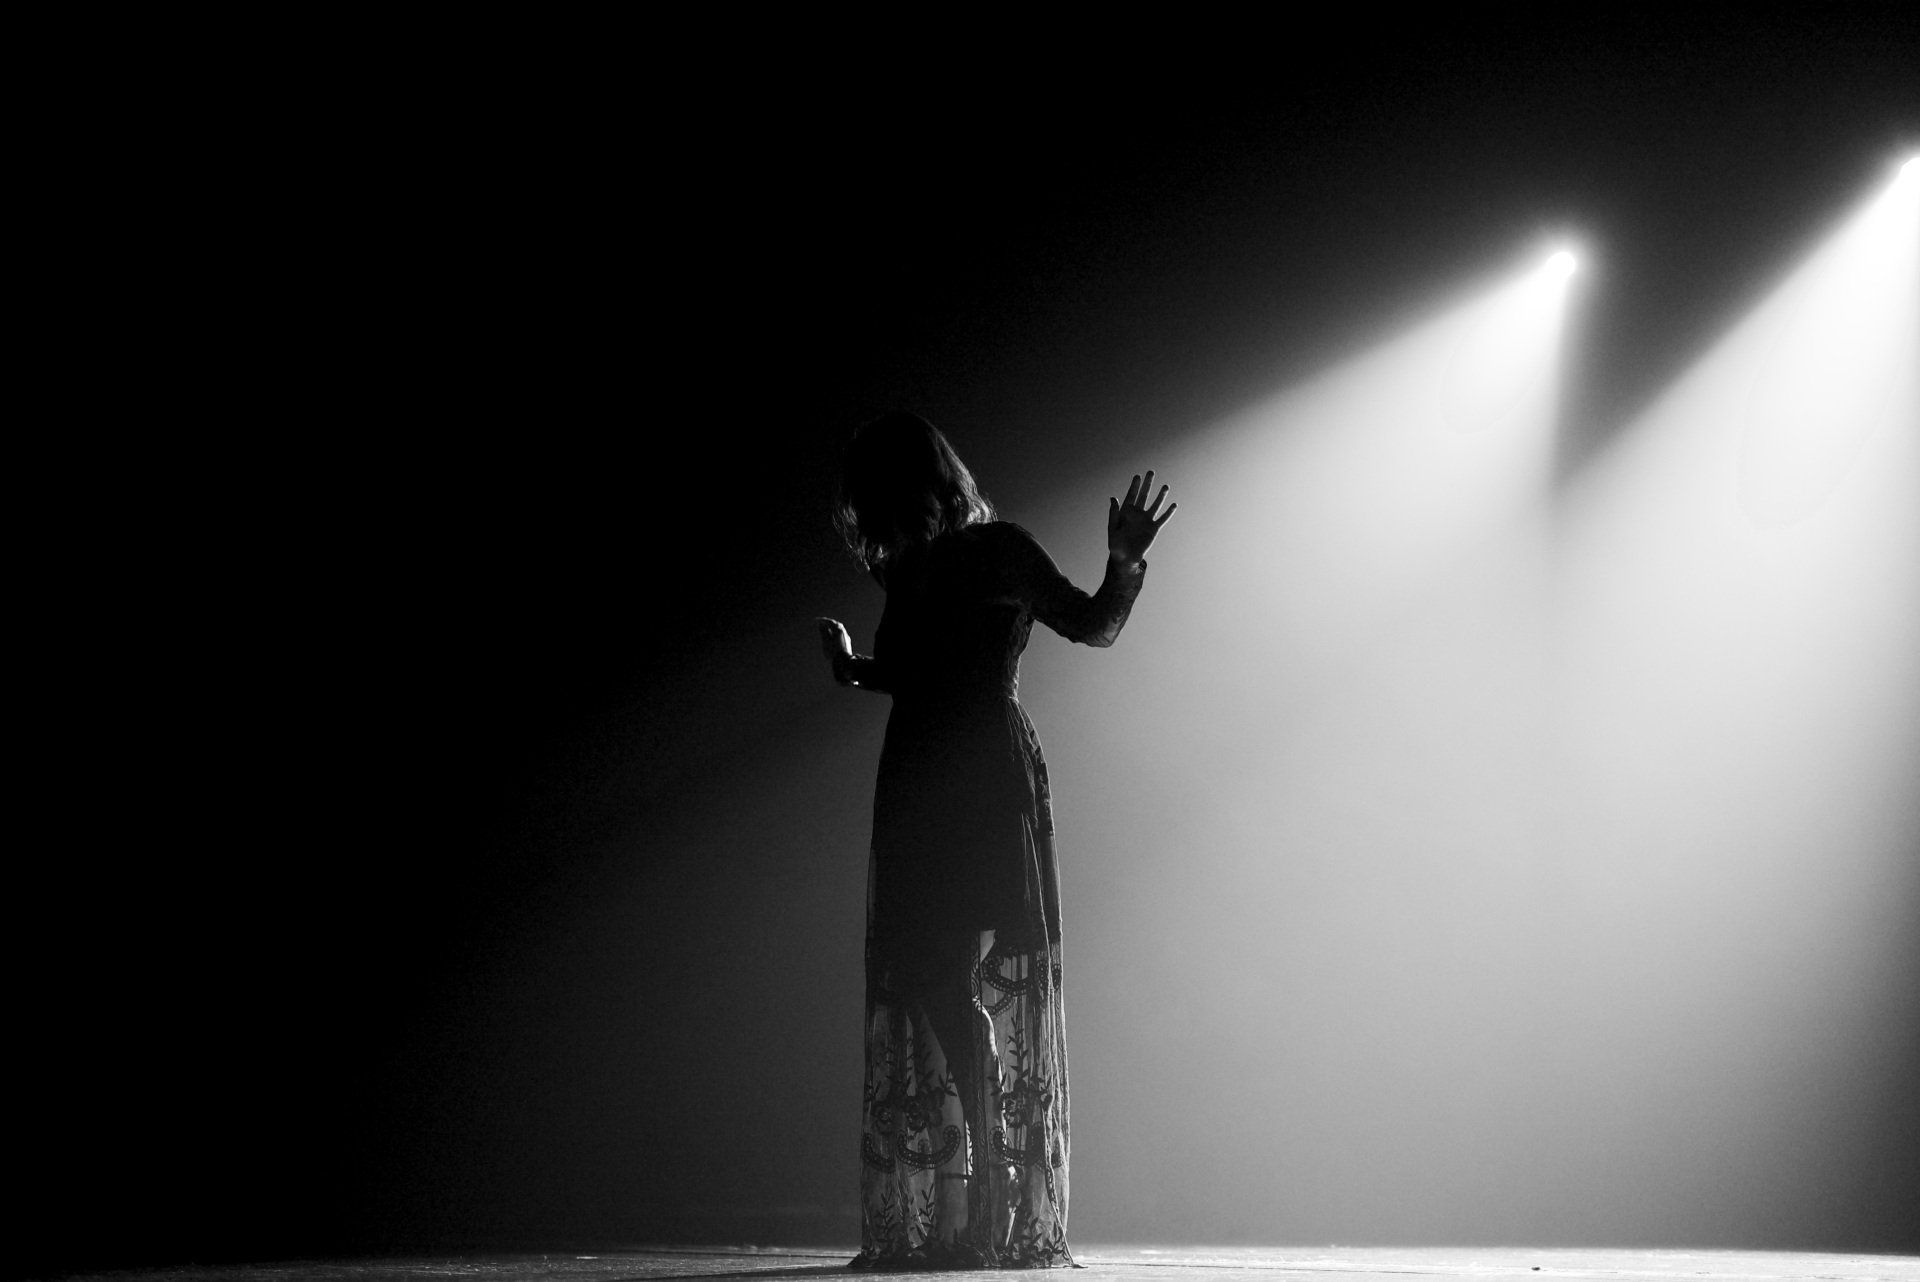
[873,521,1145,706]
[874,523,1042,704]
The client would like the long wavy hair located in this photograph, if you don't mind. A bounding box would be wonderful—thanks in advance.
[833,411,995,571]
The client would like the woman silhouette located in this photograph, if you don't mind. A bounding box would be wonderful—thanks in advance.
[818,411,1174,1269]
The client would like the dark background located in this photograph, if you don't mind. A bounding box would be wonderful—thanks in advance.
[27,12,1919,1275]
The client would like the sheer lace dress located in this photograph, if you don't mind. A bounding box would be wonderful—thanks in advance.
[840,522,1145,1270]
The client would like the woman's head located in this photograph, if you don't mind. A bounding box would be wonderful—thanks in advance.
[834,411,994,569]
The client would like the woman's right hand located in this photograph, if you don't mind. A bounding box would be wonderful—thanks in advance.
[817,617,854,685]
[1108,468,1176,566]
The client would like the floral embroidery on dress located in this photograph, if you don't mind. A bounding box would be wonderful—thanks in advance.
[855,928,1073,1270]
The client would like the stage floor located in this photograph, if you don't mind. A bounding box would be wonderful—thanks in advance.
[42,1245,1920,1282]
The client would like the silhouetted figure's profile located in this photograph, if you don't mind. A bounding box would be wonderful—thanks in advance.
[818,411,1175,1270]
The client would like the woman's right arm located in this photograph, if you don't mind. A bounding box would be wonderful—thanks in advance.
[1001,470,1175,648]
[817,618,891,692]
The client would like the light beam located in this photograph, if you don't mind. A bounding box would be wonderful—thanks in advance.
[1018,249,1580,1243]
[1736,160,1920,526]
[1550,161,1920,1239]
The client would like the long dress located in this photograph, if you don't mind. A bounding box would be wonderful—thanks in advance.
[841,521,1146,1270]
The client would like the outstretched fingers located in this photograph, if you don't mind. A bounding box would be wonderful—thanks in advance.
[1117,468,1177,529]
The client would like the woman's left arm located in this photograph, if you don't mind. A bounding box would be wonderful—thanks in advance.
[817,618,892,692]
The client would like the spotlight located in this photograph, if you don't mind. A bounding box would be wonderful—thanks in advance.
[1545,250,1577,279]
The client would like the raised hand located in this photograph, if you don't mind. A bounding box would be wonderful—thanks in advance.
[1107,469,1176,566]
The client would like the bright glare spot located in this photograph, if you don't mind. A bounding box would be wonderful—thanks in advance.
[1901,156,1919,183]
[1441,259,1578,433]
